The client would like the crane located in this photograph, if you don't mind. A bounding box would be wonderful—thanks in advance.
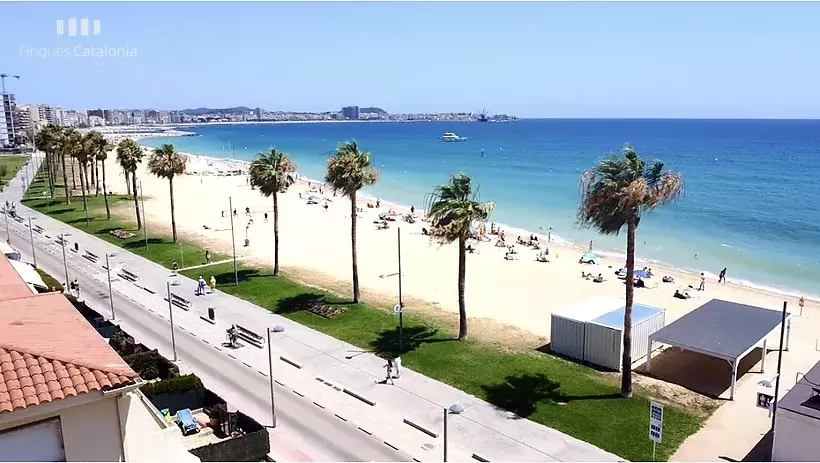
[0,73,20,93]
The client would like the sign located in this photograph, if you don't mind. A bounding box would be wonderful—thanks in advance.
[649,402,663,444]
[393,304,403,314]
[757,392,774,410]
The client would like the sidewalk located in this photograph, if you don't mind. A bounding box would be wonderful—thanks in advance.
[7,160,620,462]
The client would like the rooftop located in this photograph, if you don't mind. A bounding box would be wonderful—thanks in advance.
[779,359,820,420]
[0,255,138,414]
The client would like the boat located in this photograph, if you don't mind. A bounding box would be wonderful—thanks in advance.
[440,132,467,142]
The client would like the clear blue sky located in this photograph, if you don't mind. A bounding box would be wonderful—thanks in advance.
[2,1,819,118]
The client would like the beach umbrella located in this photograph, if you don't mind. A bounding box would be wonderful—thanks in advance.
[634,269,651,279]
[583,252,598,261]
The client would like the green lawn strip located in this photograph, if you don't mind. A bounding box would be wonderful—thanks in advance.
[22,173,228,269]
[183,262,703,461]
[0,155,28,190]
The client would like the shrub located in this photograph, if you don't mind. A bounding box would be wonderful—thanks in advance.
[123,350,179,380]
[140,374,203,397]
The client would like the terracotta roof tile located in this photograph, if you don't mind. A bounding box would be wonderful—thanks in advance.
[0,255,138,414]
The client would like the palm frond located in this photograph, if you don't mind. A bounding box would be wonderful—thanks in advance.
[249,148,297,197]
[424,174,494,245]
[324,140,380,197]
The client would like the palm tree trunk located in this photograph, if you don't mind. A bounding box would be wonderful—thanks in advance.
[94,160,101,196]
[132,171,142,230]
[169,177,178,242]
[79,162,90,227]
[350,192,360,302]
[101,159,110,219]
[621,217,637,398]
[84,163,90,196]
[125,169,132,196]
[60,153,71,204]
[69,157,77,190]
[273,192,280,276]
[457,234,468,341]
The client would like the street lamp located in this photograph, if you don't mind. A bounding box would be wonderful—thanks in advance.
[105,253,118,319]
[140,181,148,250]
[379,227,405,351]
[27,217,36,267]
[60,231,71,288]
[166,281,178,362]
[4,203,10,243]
[228,196,238,285]
[267,325,285,427]
[443,403,465,462]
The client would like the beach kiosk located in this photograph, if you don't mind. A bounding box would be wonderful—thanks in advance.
[551,298,666,370]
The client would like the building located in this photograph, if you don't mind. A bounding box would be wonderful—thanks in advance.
[0,255,199,462]
[772,359,820,461]
[341,106,359,120]
[39,105,64,126]
[0,93,15,146]
[14,105,37,134]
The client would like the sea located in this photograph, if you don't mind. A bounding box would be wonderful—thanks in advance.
[140,119,820,300]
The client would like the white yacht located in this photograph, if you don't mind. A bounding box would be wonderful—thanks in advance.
[441,132,467,142]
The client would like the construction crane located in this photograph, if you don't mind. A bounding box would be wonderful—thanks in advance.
[0,73,20,93]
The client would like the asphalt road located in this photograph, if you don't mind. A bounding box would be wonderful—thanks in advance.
[1,166,410,462]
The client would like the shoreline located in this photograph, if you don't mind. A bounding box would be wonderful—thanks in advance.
[138,143,819,304]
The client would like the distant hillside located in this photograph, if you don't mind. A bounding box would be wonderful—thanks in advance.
[360,107,387,115]
[181,106,253,116]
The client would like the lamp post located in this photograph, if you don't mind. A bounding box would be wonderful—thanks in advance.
[267,325,285,427]
[140,181,148,250]
[105,253,118,319]
[166,281,178,361]
[229,196,238,285]
[27,217,36,267]
[179,242,184,269]
[60,232,70,288]
[769,301,789,459]
[443,403,464,462]
[4,204,10,243]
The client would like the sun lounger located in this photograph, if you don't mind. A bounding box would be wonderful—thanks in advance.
[177,408,200,436]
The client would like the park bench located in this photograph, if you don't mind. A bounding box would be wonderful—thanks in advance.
[167,292,192,310]
[233,324,264,349]
[118,268,139,283]
[83,250,100,263]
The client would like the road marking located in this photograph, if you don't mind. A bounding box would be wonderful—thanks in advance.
[228,354,237,359]
[258,370,267,377]
[274,380,284,386]
[293,390,305,397]
[358,427,372,435]
[313,401,325,409]
[242,361,252,368]
[383,441,400,451]
[334,414,347,422]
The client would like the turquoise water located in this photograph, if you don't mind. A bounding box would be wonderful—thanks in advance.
[140,119,820,299]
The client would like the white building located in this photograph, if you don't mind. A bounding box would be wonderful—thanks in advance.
[0,93,15,146]
[772,359,820,461]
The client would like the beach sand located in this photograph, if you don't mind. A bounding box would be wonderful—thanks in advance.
[111,151,820,460]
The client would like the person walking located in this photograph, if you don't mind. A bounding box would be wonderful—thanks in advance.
[718,267,727,283]
[264,212,268,223]
[197,276,206,296]
[393,356,402,379]
[698,272,706,291]
[589,240,594,252]
[384,359,395,385]
[209,276,216,293]
[799,296,805,314]
[205,249,212,264]
[172,260,179,276]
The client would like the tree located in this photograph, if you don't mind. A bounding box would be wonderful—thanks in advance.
[116,138,145,229]
[85,131,112,219]
[147,144,186,242]
[249,149,296,276]
[34,124,60,198]
[70,130,92,225]
[424,174,494,341]
[325,140,379,303]
[578,145,684,398]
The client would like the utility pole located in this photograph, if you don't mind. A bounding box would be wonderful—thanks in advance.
[167,282,178,361]
[140,181,148,250]
[106,253,116,319]
[60,233,69,288]
[770,301,789,459]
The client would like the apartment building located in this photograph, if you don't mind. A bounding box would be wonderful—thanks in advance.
[0,93,15,146]
[0,255,199,462]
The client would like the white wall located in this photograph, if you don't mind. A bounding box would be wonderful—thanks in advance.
[773,409,820,461]
[0,395,123,461]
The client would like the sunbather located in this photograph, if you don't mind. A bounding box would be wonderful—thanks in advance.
[593,273,604,283]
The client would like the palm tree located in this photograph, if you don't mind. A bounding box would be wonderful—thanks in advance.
[578,145,684,398]
[34,124,59,198]
[147,144,186,242]
[424,174,494,341]
[85,131,112,219]
[249,149,296,276]
[325,141,380,303]
[116,138,145,229]
[50,126,72,204]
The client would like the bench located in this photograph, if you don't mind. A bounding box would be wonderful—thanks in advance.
[12,215,24,224]
[33,225,44,234]
[55,236,67,246]
[83,250,100,263]
[167,293,191,311]
[118,268,139,283]
[234,324,264,349]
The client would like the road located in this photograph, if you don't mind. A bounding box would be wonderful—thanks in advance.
[1,161,410,462]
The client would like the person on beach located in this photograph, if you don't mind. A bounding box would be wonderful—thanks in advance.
[699,273,706,291]
[718,267,727,283]
[245,207,250,216]
[411,205,415,215]
[589,240,594,252]
[376,199,381,208]
[264,212,268,223]
[233,209,237,217]
[799,296,805,312]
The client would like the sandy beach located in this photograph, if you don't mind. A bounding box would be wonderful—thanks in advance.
[106,149,819,459]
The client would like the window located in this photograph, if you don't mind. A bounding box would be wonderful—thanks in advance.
[0,417,66,462]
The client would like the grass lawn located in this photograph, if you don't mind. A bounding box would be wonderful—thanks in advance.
[0,155,28,190]
[25,163,705,461]
[22,173,228,270]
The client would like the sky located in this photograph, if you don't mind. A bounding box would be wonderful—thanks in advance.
[2,1,819,118]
